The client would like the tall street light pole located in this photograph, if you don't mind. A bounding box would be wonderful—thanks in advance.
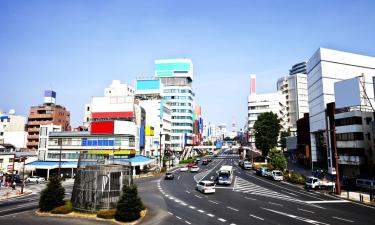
[159,124,163,168]
[58,138,62,178]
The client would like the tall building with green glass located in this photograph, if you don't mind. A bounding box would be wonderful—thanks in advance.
[155,58,194,151]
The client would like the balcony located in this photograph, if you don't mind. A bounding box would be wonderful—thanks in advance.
[338,155,365,166]
[27,127,40,132]
[28,114,53,119]
[27,142,39,147]
[27,135,40,140]
[27,121,53,126]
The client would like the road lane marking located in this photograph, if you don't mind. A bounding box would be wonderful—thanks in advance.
[186,190,191,194]
[268,202,283,206]
[168,211,173,215]
[332,216,354,223]
[305,200,349,204]
[249,214,264,220]
[189,205,196,209]
[194,194,203,199]
[207,213,215,217]
[298,208,315,213]
[218,218,226,222]
[185,220,191,224]
[178,176,180,180]
[176,216,182,220]
[209,200,219,204]
[198,209,205,213]
[227,206,239,211]
[262,207,329,225]
[245,197,257,200]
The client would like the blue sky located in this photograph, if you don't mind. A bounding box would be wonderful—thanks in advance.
[1,0,375,128]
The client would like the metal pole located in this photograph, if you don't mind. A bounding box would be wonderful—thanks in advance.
[11,153,15,185]
[21,157,25,194]
[58,138,62,178]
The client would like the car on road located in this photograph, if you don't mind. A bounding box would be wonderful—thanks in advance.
[193,160,199,165]
[256,167,270,177]
[26,176,45,183]
[187,163,194,168]
[241,161,252,170]
[207,157,212,162]
[180,166,189,172]
[202,159,208,165]
[165,172,174,180]
[190,166,200,172]
[196,157,201,162]
[305,176,335,190]
[196,180,216,194]
[271,170,284,181]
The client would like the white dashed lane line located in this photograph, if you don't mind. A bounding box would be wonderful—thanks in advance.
[298,208,315,213]
[218,218,227,222]
[207,213,215,217]
[332,216,354,223]
[268,202,283,206]
[249,214,264,220]
[185,220,191,224]
[227,206,239,212]
[194,194,203,199]
[209,200,219,204]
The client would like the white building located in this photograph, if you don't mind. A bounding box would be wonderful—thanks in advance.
[37,124,62,160]
[155,59,195,151]
[307,48,375,173]
[277,63,309,133]
[0,110,27,148]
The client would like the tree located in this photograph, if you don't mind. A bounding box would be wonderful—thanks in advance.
[253,112,281,157]
[39,176,65,212]
[268,148,288,171]
[279,130,291,150]
[115,184,145,222]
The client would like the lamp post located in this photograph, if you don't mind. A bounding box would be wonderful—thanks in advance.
[21,157,25,194]
[159,124,163,168]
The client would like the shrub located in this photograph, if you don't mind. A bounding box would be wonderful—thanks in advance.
[252,164,262,171]
[39,176,65,212]
[51,201,72,214]
[287,171,306,185]
[268,148,287,171]
[97,209,116,219]
[115,184,145,222]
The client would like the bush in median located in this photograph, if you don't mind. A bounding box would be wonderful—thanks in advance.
[51,201,72,214]
[285,171,306,185]
[115,184,145,222]
[39,176,65,212]
[97,209,116,219]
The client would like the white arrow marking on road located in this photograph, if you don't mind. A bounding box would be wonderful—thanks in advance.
[262,207,329,225]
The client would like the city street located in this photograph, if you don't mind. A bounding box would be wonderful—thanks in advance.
[155,148,375,225]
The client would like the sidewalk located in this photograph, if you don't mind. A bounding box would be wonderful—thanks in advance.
[0,186,33,201]
[333,190,375,206]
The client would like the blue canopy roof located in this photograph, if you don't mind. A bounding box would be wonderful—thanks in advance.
[26,161,78,169]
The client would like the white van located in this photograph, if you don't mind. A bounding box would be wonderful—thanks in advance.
[197,181,216,194]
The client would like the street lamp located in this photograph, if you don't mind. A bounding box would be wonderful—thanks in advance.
[159,124,163,168]
[58,138,62,178]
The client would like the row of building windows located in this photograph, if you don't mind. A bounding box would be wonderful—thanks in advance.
[170,102,192,106]
[172,109,193,113]
[172,116,193,120]
[172,123,193,127]
[172,129,193,134]
[336,132,364,141]
[164,89,193,94]
[163,96,193,100]
[49,137,135,147]
[47,152,80,160]
[248,105,269,110]
[335,117,362,126]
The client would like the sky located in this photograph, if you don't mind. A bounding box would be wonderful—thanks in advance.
[1,0,375,129]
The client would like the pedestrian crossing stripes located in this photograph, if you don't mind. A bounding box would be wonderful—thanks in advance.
[233,177,303,204]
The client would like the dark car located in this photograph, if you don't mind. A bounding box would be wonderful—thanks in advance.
[202,159,208,165]
[165,172,174,180]
[193,160,199,165]
[207,157,212,162]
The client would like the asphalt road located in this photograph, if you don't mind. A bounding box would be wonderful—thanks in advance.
[157,148,375,225]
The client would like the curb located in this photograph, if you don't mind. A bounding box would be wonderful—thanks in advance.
[35,209,147,224]
[0,190,33,201]
[327,193,375,209]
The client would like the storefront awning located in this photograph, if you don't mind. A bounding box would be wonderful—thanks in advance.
[26,161,78,170]
[115,155,154,166]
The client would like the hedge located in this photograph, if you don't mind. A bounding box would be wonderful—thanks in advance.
[97,209,116,219]
[284,171,306,185]
[51,201,72,214]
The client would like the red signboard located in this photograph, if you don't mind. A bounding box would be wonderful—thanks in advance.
[91,112,133,119]
[91,121,115,134]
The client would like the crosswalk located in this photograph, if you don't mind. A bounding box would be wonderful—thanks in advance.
[233,176,303,203]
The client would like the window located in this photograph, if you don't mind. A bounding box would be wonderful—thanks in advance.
[336,132,364,141]
[9,158,14,163]
[0,159,3,163]
[335,117,362,126]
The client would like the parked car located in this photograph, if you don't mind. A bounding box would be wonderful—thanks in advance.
[190,166,200,172]
[256,167,270,177]
[196,180,216,194]
[271,170,284,181]
[165,172,174,180]
[187,163,194,168]
[193,160,199,165]
[26,176,45,183]
[180,166,189,172]
[305,176,335,190]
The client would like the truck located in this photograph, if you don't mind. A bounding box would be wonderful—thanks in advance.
[216,165,233,185]
[305,176,335,190]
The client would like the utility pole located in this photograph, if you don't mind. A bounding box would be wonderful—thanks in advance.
[159,123,163,168]
[11,153,15,185]
[21,157,25,194]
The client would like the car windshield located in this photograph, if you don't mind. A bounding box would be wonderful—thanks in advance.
[205,182,215,187]
[274,172,282,176]
[306,178,314,183]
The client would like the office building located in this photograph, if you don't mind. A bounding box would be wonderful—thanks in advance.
[307,48,375,174]
[0,110,27,148]
[26,91,70,150]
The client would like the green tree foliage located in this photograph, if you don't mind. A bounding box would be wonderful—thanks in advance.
[254,112,281,156]
[279,130,291,150]
[268,148,288,171]
[115,184,145,222]
[39,176,65,212]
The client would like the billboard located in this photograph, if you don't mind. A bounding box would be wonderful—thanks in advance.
[334,77,361,108]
